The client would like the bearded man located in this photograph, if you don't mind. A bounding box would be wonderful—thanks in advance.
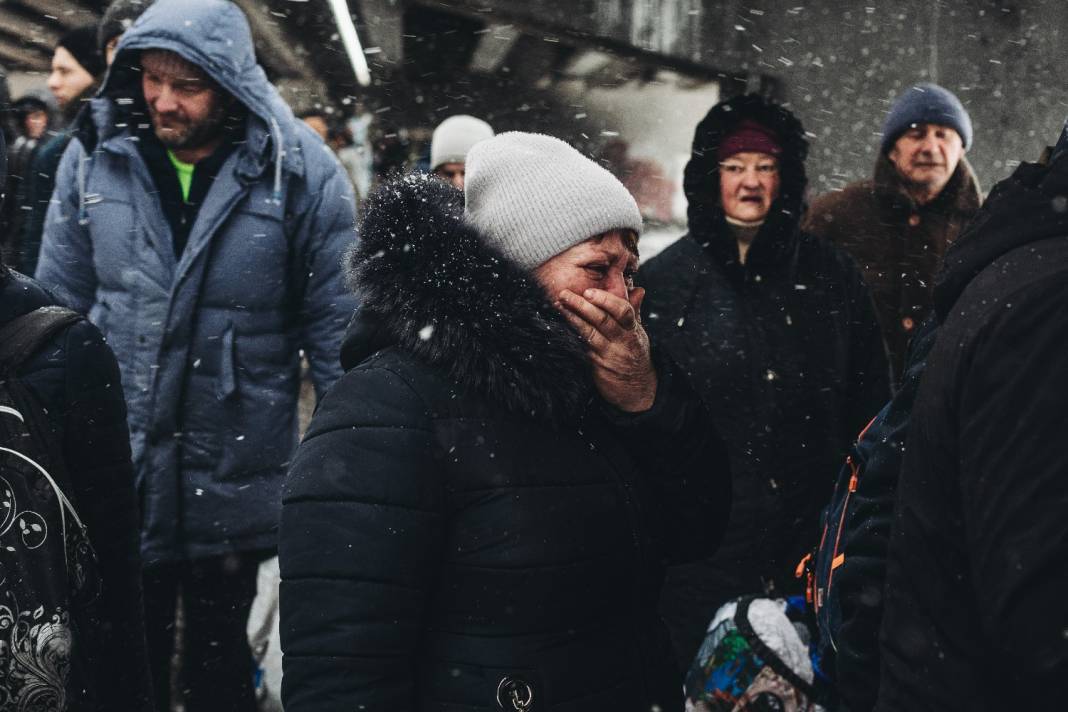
[34,1,358,709]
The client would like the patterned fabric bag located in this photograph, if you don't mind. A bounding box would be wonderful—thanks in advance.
[684,596,824,712]
[0,307,101,710]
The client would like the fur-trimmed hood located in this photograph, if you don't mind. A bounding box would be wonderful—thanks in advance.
[343,174,594,423]
[684,93,809,272]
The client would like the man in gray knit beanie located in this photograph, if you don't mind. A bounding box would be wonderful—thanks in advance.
[430,114,494,189]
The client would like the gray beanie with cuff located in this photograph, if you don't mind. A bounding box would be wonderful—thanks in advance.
[464,132,643,270]
[430,115,495,171]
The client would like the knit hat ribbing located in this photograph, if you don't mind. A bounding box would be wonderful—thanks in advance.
[57,25,105,78]
[718,119,782,161]
[881,82,972,153]
[430,115,494,171]
[464,132,643,270]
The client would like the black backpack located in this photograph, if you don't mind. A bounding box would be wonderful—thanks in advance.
[795,317,938,710]
[0,306,101,709]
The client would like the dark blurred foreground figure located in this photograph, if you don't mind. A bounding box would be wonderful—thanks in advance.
[876,130,1068,711]
[804,83,981,381]
[0,95,49,261]
[34,0,358,709]
[640,94,890,667]
[280,133,732,711]
[0,135,153,709]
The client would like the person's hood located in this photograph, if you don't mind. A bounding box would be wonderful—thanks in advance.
[934,154,1068,319]
[342,173,594,424]
[872,151,982,217]
[683,93,809,270]
[85,0,304,190]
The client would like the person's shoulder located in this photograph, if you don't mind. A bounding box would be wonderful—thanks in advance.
[641,233,704,280]
[955,237,1068,331]
[310,347,445,437]
[805,179,877,227]
[289,120,345,179]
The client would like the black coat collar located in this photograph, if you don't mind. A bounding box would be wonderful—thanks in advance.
[343,174,594,423]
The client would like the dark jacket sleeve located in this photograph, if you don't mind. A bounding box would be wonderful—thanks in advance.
[605,350,732,566]
[955,286,1068,700]
[60,321,154,710]
[279,363,445,712]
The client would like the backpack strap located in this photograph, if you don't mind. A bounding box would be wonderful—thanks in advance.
[734,596,817,698]
[0,306,83,375]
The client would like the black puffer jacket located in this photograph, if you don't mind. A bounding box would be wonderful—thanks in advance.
[0,267,153,710]
[877,154,1068,711]
[278,176,731,712]
[640,95,890,666]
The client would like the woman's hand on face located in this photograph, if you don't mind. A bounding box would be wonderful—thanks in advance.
[557,286,658,412]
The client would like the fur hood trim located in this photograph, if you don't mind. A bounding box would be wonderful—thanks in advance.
[344,173,594,423]
[683,93,810,271]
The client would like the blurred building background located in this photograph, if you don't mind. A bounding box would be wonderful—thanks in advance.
[2,0,1066,246]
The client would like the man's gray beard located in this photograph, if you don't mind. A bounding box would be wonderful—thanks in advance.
[153,107,228,152]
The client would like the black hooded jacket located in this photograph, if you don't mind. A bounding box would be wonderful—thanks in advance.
[278,175,732,712]
[639,94,890,666]
[877,154,1068,711]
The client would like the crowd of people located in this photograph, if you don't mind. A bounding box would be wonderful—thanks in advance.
[0,0,1065,710]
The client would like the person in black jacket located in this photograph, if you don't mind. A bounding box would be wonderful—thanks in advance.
[279,132,732,712]
[0,135,153,709]
[877,133,1068,711]
[639,94,890,667]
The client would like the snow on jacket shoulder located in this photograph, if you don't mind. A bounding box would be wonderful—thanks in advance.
[33,0,358,563]
[279,175,732,712]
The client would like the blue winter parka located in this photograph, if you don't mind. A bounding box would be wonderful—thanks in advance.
[34,0,359,564]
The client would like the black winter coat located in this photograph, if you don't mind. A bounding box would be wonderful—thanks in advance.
[877,155,1068,710]
[639,95,890,666]
[279,176,732,712]
[0,268,153,710]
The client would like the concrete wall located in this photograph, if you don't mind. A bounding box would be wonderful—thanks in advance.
[447,0,1068,196]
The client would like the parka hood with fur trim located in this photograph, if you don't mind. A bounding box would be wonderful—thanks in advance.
[684,94,809,271]
[343,174,594,423]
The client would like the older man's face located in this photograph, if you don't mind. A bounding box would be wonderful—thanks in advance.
[534,230,639,305]
[889,123,964,198]
[141,50,227,151]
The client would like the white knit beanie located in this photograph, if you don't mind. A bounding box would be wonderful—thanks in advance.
[430,115,495,171]
[463,132,643,270]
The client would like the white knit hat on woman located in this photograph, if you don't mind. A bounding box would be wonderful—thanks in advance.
[430,115,495,171]
[463,132,643,270]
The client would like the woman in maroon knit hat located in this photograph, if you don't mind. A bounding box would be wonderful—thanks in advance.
[639,93,890,668]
